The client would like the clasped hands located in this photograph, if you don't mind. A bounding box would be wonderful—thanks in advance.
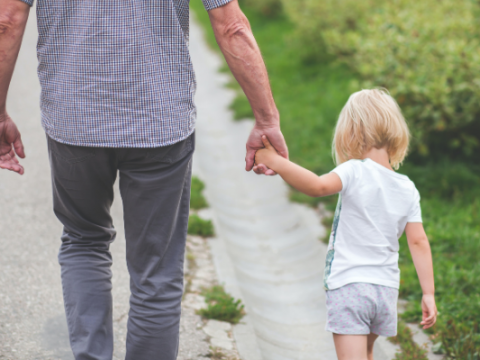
[245,124,287,176]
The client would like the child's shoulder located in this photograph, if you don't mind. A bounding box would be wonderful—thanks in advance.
[332,158,419,194]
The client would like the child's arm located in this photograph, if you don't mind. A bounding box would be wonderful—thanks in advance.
[404,222,437,329]
[254,136,342,197]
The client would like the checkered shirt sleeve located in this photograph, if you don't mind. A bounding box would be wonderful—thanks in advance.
[18,0,34,6]
[201,0,234,11]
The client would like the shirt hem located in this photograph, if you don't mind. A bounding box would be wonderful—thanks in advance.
[43,128,195,149]
[325,277,399,291]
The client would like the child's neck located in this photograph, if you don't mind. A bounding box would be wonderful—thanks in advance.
[362,147,393,171]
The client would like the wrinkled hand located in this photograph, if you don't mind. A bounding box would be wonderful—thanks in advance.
[0,113,25,175]
[245,124,287,175]
[420,294,437,329]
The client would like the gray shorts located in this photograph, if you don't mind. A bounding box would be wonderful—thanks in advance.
[325,282,398,337]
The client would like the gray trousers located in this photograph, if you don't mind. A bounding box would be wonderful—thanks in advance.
[47,134,194,360]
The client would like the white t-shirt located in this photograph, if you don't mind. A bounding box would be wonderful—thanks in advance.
[323,158,422,290]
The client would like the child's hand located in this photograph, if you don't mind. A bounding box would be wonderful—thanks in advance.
[254,135,281,170]
[420,294,437,329]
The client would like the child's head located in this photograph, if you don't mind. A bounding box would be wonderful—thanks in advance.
[333,89,409,170]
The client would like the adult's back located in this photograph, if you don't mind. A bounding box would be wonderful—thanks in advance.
[36,0,203,147]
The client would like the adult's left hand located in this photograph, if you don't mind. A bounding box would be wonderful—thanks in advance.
[245,124,288,175]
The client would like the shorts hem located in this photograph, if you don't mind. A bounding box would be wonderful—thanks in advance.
[371,330,397,337]
[325,327,370,335]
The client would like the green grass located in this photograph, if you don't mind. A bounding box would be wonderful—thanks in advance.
[198,285,245,324]
[389,321,428,360]
[191,1,480,356]
[191,176,209,210]
[188,214,215,237]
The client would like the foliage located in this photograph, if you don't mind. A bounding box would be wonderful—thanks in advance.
[188,214,215,237]
[284,0,480,159]
[388,321,428,360]
[191,176,208,210]
[198,285,245,324]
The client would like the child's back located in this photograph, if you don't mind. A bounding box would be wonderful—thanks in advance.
[324,158,421,291]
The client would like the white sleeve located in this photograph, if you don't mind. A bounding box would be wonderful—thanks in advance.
[330,160,356,195]
[407,188,423,223]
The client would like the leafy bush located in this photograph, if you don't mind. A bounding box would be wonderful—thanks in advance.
[284,0,480,158]
[191,176,208,210]
[188,214,215,237]
[198,285,245,324]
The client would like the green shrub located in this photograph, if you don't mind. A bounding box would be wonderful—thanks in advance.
[188,214,215,237]
[191,176,208,210]
[284,0,480,159]
[198,285,245,324]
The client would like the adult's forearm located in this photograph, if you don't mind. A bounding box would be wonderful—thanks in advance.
[208,1,279,126]
[0,0,29,115]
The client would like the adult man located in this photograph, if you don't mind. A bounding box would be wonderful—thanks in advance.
[0,0,286,358]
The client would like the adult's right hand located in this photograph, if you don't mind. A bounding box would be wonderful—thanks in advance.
[245,123,288,176]
[0,112,25,175]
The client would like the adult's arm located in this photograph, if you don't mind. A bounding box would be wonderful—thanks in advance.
[207,0,287,174]
[0,0,29,175]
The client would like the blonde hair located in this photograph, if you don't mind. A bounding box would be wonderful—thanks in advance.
[333,89,410,170]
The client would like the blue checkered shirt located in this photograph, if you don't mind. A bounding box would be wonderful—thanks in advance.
[20,0,231,147]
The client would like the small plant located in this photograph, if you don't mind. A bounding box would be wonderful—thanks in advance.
[188,215,215,237]
[206,347,236,360]
[198,285,245,324]
[191,176,208,210]
[441,320,479,360]
[388,321,428,360]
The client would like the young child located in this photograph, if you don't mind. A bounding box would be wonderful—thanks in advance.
[254,89,437,360]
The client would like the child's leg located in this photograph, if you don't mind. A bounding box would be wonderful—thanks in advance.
[333,334,368,360]
[367,333,379,360]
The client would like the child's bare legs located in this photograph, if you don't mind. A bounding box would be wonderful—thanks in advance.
[367,333,379,360]
[333,333,379,360]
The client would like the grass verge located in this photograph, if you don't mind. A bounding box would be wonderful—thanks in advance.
[198,285,245,324]
[191,176,209,210]
[188,214,215,237]
[388,321,428,360]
